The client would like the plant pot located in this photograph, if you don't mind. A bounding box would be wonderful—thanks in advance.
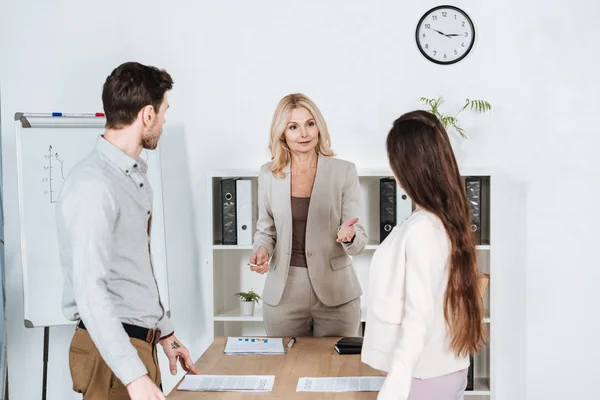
[241,301,255,316]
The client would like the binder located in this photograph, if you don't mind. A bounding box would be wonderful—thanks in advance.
[396,185,412,222]
[466,355,474,390]
[236,179,257,245]
[221,178,237,245]
[465,177,482,245]
[465,176,490,245]
[480,177,490,245]
[379,178,396,243]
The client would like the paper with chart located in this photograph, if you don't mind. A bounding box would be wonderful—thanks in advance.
[224,337,285,355]
[296,377,385,392]
[178,375,275,392]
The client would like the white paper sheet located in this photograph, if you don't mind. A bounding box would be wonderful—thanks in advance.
[296,377,385,392]
[224,337,285,355]
[178,375,275,392]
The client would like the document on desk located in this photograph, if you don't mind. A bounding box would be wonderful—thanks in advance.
[178,375,275,392]
[296,377,385,392]
[224,337,285,355]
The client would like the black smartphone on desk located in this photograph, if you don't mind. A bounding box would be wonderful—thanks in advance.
[334,337,363,355]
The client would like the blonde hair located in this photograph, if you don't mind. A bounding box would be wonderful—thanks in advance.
[268,93,335,178]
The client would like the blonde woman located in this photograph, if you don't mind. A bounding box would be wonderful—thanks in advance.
[249,93,367,337]
[362,111,486,400]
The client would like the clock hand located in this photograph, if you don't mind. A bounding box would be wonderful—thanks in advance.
[446,34,462,37]
[429,28,450,37]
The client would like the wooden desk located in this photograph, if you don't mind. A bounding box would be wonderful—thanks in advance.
[167,336,384,399]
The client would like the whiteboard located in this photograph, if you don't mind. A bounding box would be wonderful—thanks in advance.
[14,114,170,328]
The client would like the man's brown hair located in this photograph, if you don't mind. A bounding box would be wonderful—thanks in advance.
[102,62,173,129]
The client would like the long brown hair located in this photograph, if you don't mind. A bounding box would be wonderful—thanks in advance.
[386,110,485,357]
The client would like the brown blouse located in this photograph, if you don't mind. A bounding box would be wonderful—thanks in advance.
[290,196,310,268]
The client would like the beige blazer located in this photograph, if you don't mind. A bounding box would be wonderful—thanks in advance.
[252,154,367,307]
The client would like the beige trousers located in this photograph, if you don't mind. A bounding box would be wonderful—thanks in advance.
[263,266,361,337]
[69,327,161,399]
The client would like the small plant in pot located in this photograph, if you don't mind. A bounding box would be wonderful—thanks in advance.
[234,289,261,316]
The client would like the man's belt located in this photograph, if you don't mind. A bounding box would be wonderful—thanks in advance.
[77,319,161,345]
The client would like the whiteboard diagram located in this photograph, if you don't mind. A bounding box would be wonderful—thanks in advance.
[43,145,66,204]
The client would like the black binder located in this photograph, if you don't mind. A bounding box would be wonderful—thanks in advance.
[465,177,482,245]
[481,177,490,245]
[466,355,474,390]
[465,176,490,245]
[380,177,396,243]
[221,178,237,245]
[334,337,363,355]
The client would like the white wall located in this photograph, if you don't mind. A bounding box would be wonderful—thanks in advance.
[1,1,599,399]
[0,80,6,396]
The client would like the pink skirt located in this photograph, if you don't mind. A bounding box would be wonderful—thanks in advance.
[408,368,468,400]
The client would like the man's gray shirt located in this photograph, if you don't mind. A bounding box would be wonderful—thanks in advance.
[56,136,173,385]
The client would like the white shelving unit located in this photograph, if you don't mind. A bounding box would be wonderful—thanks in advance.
[208,168,494,398]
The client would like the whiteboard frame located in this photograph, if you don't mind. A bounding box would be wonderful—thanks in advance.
[14,113,171,328]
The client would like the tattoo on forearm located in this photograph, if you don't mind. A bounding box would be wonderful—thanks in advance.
[171,341,181,350]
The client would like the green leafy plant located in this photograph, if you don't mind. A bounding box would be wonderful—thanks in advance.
[234,289,261,304]
[418,96,491,138]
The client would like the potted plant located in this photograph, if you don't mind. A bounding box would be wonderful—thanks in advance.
[234,289,261,316]
[418,96,491,138]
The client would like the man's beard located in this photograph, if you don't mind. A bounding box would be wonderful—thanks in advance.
[142,128,160,150]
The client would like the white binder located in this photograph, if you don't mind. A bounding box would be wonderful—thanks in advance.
[396,185,413,222]
[236,179,257,245]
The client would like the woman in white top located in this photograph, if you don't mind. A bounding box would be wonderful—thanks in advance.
[362,110,485,400]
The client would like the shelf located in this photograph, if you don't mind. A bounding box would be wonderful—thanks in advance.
[215,244,491,251]
[213,244,253,250]
[215,308,368,322]
[364,244,491,251]
[216,307,486,324]
[210,170,258,178]
[465,377,491,396]
[208,169,492,179]
[357,168,492,178]
[214,307,264,321]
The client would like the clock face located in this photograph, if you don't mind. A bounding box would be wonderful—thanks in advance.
[416,6,475,65]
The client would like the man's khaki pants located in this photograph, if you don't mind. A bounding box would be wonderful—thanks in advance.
[69,327,161,399]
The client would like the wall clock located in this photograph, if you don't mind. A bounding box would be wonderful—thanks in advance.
[416,5,475,65]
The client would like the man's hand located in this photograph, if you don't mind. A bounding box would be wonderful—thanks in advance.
[337,217,358,243]
[126,375,165,400]
[159,335,199,376]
